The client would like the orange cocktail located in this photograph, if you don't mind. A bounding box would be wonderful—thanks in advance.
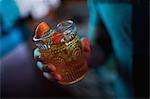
[33,20,88,85]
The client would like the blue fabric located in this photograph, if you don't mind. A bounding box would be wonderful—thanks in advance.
[87,0,100,45]
[96,4,132,74]
[0,28,23,57]
[0,0,21,31]
[88,0,132,74]
[0,0,24,58]
[87,0,133,98]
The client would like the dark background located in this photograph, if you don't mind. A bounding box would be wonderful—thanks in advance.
[0,0,149,98]
[133,0,149,98]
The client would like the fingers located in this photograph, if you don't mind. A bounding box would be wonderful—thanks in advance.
[55,73,62,81]
[36,61,44,71]
[43,72,52,80]
[34,48,62,81]
[34,48,47,71]
[34,48,45,71]
[34,48,44,62]
[36,62,62,81]
[43,72,62,81]
[42,64,56,72]
[48,64,56,72]
[81,38,91,59]
[34,48,41,59]
[81,38,91,52]
[50,72,62,81]
[43,71,62,81]
[36,61,52,80]
[44,64,62,81]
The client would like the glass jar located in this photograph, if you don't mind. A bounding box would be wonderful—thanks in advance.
[33,20,88,85]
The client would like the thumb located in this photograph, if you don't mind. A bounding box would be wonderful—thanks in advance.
[81,37,91,53]
[80,38,91,59]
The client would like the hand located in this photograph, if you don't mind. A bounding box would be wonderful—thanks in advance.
[34,38,91,81]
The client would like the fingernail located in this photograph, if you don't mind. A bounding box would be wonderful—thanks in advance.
[43,72,51,80]
[36,61,44,70]
[34,48,41,58]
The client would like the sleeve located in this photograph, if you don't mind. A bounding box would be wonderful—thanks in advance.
[87,0,100,45]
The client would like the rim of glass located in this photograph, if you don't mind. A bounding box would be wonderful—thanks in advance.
[56,20,73,31]
[33,20,74,42]
[33,29,52,41]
